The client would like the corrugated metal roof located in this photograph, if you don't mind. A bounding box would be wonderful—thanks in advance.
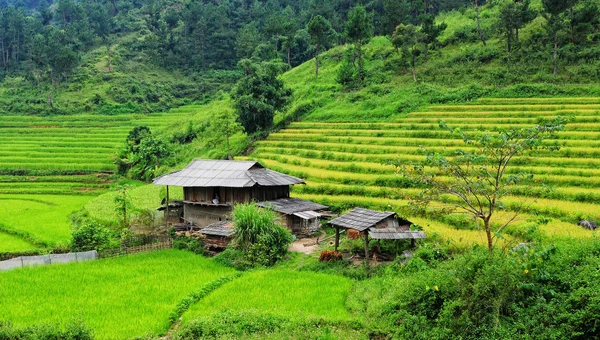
[368,229,426,240]
[293,210,323,220]
[153,160,305,188]
[256,198,329,214]
[199,222,235,237]
[328,208,397,232]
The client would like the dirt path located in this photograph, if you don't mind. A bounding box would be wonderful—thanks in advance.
[289,233,324,254]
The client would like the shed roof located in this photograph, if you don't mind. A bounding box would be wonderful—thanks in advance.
[153,160,305,188]
[256,198,328,215]
[293,210,323,220]
[368,229,426,240]
[328,208,397,232]
[199,221,235,237]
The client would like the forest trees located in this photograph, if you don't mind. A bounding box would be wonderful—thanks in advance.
[542,0,578,76]
[392,24,421,82]
[344,5,373,84]
[232,59,292,134]
[395,117,567,252]
[307,15,334,78]
[419,14,447,60]
[497,0,536,60]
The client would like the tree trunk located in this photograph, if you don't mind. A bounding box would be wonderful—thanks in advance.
[424,0,427,15]
[553,33,558,77]
[226,132,231,160]
[484,218,493,253]
[516,27,519,42]
[411,52,417,82]
[315,43,319,78]
[106,44,112,72]
[287,46,291,67]
[424,43,429,61]
[570,7,574,44]
[47,91,54,110]
[357,42,362,82]
[474,0,486,46]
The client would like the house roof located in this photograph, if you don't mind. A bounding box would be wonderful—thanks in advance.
[199,221,235,237]
[153,160,305,188]
[328,208,397,232]
[368,229,426,240]
[256,198,328,215]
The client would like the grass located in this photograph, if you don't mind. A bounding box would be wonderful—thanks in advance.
[0,195,92,250]
[0,232,37,252]
[0,250,235,339]
[181,269,355,325]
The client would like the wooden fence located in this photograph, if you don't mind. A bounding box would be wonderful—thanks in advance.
[98,235,173,259]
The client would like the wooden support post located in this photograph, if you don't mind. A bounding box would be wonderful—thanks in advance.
[165,185,170,226]
[364,230,369,261]
[334,227,340,251]
[411,238,416,248]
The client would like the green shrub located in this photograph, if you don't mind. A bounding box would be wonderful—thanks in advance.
[0,320,93,340]
[173,236,205,255]
[230,203,293,268]
[71,222,118,252]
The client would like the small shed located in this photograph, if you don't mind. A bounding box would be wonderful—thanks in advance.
[257,198,329,236]
[199,221,236,250]
[328,208,424,259]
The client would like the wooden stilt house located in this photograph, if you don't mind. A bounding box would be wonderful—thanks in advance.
[153,160,321,235]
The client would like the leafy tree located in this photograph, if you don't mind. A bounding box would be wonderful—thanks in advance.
[344,5,373,83]
[395,117,567,252]
[207,109,244,159]
[542,0,577,76]
[116,127,172,181]
[307,15,334,78]
[392,23,421,82]
[231,59,292,134]
[114,185,132,228]
[382,0,411,34]
[419,13,447,60]
[473,0,486,46]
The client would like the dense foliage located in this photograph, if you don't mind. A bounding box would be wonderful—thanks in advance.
[221,203,292,268]
[232,59,292,134]
[348,239,600,339]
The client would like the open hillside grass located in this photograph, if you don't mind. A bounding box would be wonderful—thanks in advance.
[84,184,183,224]
[246,97,600,246]
[0,250,235,339]
[181,269,355,324]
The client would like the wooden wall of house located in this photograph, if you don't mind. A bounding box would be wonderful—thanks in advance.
[375,217,401,230]
[183,186,290,205]
[204,235,232,249]
[184,205,233,227]
[164,207,183,224]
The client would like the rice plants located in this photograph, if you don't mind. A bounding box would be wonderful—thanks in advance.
[0,250,235,339]
[0,195,93,248]
[181,269,354,325]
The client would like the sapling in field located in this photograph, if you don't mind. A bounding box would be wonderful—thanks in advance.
[394,117,568,252]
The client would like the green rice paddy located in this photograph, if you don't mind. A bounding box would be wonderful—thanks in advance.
[0,108,195,253]
[0,250,235,339]
[181,269,354,324]
[245,97,600,246]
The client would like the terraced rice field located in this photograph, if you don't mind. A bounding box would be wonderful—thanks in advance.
[247,98,600,245]
[0,107,199,253]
